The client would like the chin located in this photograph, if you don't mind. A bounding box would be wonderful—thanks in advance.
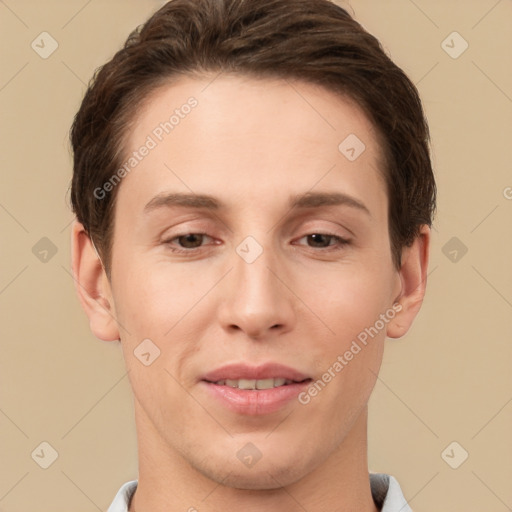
[206,467,300,490]
[193,452,309,490]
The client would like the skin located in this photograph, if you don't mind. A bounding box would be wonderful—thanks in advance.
[72,75,430,512]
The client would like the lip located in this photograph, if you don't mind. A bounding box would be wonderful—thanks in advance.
[200,362,312,416]
[201,362,310,383]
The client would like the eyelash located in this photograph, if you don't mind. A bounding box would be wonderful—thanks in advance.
[162,232,351,254]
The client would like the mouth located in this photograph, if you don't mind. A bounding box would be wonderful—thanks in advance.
[200,363,312,415]
[205,377,311,390]
[201,362,311,383]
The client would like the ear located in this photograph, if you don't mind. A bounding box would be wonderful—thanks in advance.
[71,220,120,342]
[387,225,431,339]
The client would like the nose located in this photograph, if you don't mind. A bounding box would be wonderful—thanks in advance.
[217,240,296,339]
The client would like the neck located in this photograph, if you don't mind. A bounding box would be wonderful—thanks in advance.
[129,403,378,512]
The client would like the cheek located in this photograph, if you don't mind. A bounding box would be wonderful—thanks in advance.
[301,277,387,423]
[112,258,203,335]
[111,259,209,382]
[312,269,392,347]
[299,268,390,408]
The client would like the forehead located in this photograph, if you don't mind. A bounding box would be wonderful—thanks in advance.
[116,74,387,218]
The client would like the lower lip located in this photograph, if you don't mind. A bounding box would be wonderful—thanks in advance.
[201,380,311,415]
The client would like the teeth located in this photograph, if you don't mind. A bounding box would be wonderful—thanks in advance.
[239,379,257,390]
[256,378,275,389]
[215,378,294,389]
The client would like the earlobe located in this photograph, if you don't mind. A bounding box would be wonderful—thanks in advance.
[386,225,431,339]
[71,220,120,342]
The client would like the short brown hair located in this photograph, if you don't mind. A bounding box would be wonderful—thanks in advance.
[69,0,436,277]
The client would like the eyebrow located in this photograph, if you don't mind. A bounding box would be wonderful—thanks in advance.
[143,191,371,217]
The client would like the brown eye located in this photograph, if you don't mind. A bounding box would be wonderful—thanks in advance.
[307,234,335,248]
[163,233,214,253]
[294,232,350,251]
[176,233,205,248]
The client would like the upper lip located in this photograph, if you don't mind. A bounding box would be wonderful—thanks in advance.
[201,363,310,383]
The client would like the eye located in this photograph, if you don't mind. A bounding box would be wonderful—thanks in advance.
[163,233,214,252]
[162,232,349,254]
[295,233,350,250]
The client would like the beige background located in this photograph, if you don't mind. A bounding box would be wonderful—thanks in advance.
[1,0,511,510]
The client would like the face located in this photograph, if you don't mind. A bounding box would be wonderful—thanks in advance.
[103,75,403,488]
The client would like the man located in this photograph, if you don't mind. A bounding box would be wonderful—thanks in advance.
[69,0,436,510]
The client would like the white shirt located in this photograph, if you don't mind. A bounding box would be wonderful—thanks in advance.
[108,473,412,511]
